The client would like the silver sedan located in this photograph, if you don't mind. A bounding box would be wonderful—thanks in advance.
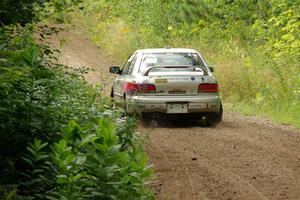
[109,48,223,126]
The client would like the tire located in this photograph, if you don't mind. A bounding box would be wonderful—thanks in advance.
[110,88,115,109]
[123,94,128,113]
[110,88,114,98]
[141,113,152,122]
[206,102,223,127]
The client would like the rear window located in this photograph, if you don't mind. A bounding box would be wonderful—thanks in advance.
[139,52,206,72]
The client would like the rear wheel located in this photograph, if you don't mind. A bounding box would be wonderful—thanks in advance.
[110,88,116,109]
[206,102,223,127]
[123,94,128,113]
[110,88,114,98]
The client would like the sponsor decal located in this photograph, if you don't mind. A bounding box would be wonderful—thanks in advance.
[155,78,168,84]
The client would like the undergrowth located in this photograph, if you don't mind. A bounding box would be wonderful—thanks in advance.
[0,21,152,200]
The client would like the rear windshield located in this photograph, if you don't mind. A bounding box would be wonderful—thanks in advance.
[139,52,206,72]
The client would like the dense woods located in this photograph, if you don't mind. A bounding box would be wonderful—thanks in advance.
[0,0,299,199]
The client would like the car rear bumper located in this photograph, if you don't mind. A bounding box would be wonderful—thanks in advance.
[126,95,221,113]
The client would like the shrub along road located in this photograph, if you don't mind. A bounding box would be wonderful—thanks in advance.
[53,27,300,200]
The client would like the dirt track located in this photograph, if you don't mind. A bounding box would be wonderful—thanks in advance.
[52,27,300,200]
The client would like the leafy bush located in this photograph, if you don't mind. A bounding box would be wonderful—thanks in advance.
[0,24,152,199]
[0,25,102,183]
[1,0,153,198]
[21,119,152,200]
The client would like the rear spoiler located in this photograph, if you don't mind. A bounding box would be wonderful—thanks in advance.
[143,65,208,76]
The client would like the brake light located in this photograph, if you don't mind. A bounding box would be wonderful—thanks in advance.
[123,82,156,94]
[138,84,156,93]
[123,82,139,93]
[198,83,218,93]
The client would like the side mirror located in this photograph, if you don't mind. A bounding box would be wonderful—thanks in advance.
[109,66,121,74]
[209,66,214,72]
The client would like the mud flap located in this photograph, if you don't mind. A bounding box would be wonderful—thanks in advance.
[206,102,223,126]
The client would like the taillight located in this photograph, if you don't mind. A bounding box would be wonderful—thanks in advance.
[138,84,156,93]
[123,82,139,93]
[123,82,156,94]
[198,83,218,93]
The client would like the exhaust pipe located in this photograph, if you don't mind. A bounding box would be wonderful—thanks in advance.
[152,112,160,119]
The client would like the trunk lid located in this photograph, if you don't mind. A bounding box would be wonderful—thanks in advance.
[147,71,207,96]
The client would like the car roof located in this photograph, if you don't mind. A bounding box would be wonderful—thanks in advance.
[135,48,199,54]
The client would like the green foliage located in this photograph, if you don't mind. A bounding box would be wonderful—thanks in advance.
[0,9,152,200]
[21,139,53,199]
[76,0,299,127]
[0,0,39,25]
[0,25,109,184]
[20,120,152,200]
[0,0,82,25]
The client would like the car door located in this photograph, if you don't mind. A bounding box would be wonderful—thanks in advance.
[113,53,137,100]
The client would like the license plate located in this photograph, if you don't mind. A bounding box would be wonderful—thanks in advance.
[167,103,188,114]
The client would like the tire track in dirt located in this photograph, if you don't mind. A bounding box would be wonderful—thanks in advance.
[52,26,300,200]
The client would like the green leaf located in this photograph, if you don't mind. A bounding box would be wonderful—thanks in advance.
[80,133,98,147]
[56,174,69,184]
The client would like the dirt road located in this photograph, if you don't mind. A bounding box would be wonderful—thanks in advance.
[53,27,300,200]
[141,115,300,200]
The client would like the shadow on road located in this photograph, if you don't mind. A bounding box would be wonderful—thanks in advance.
[139,114,215,129]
